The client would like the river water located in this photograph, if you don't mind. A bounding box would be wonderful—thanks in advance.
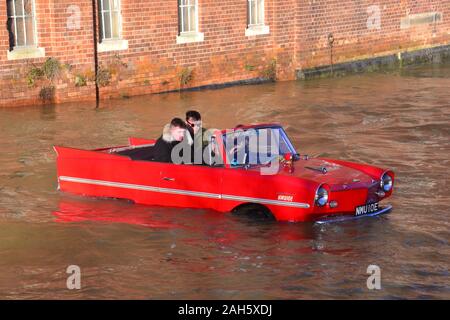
[0,64,449,299]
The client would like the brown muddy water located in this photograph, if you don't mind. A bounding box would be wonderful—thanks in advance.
[0,64,449,299]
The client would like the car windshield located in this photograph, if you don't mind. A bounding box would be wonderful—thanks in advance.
[222,126,296,167]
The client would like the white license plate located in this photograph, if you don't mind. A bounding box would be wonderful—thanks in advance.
[355,202,379,216]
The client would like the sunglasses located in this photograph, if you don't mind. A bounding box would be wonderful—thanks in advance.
[187,120,202,128]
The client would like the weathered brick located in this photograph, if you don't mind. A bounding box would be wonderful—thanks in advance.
[0,0,449,107]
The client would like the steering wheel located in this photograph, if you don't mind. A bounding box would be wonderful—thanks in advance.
[229,143,247,166]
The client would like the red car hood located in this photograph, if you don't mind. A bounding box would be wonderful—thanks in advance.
[253,158,377,190]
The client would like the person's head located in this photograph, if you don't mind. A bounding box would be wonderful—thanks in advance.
[169,118,188,142]
[186,110,202,135]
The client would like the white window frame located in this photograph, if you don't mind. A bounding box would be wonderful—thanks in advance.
[177,0,204,44]
[6,0,45,60]
[179,0,198,34]
[99,0,123,41]
[248,0,264,27]
[246,0,270,37]
[97,0,128,53]
[6,0,38,49]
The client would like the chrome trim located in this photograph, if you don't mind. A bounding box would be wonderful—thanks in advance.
[109,143,155,154]
[305,166,327,174]
[380,169,393,191]
[221,194,309,209]
[314,183,329,207]
[315,205,392,225]
[329,200,338,208]
[381,169,393,178]
[59,176,310,209]
[59,176,220,199]
[375,191,386,197]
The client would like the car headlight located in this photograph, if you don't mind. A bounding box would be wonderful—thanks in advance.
[380,173,393,192]
[315,186,329,207]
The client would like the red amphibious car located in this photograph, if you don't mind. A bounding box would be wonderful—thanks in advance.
[54,124,394,223]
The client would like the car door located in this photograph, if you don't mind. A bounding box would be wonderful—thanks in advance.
[159,163,224,211]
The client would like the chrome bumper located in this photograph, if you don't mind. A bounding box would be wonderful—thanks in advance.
[315,205,392,225]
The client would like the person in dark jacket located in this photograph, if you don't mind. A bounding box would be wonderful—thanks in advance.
[185,110,211,164]
[153,118,191,163]
[186,110,203,141]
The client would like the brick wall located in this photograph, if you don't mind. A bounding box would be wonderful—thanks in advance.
[0,0,95,106]
[0,0,449,107]
[296,0,450,70]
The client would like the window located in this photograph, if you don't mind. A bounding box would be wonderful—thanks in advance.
[246,0,269,36]
[247,0,264,27]
[222,127,295,167]
[97,0,128,52]
[6,0,37,50]
[98,0,122,41]
[178,0,198,34]
[177,0,203,44]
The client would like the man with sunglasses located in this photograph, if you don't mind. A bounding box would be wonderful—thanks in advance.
[186,111,203,137]
[185,110,211,164]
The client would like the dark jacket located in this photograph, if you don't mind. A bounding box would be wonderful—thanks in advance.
[187,126,211,164]
[187,126,209,148]
[153,124,193,163]
[153,137,180,163]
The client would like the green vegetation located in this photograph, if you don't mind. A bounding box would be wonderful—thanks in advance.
[74,74,87,87]
[42,57,61,80]
[179,67,193,88]
[262,58,277,81]
[96,65,112,87]
[26,66,44,87]
[245,64,255,71]
[26,57,62,102]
